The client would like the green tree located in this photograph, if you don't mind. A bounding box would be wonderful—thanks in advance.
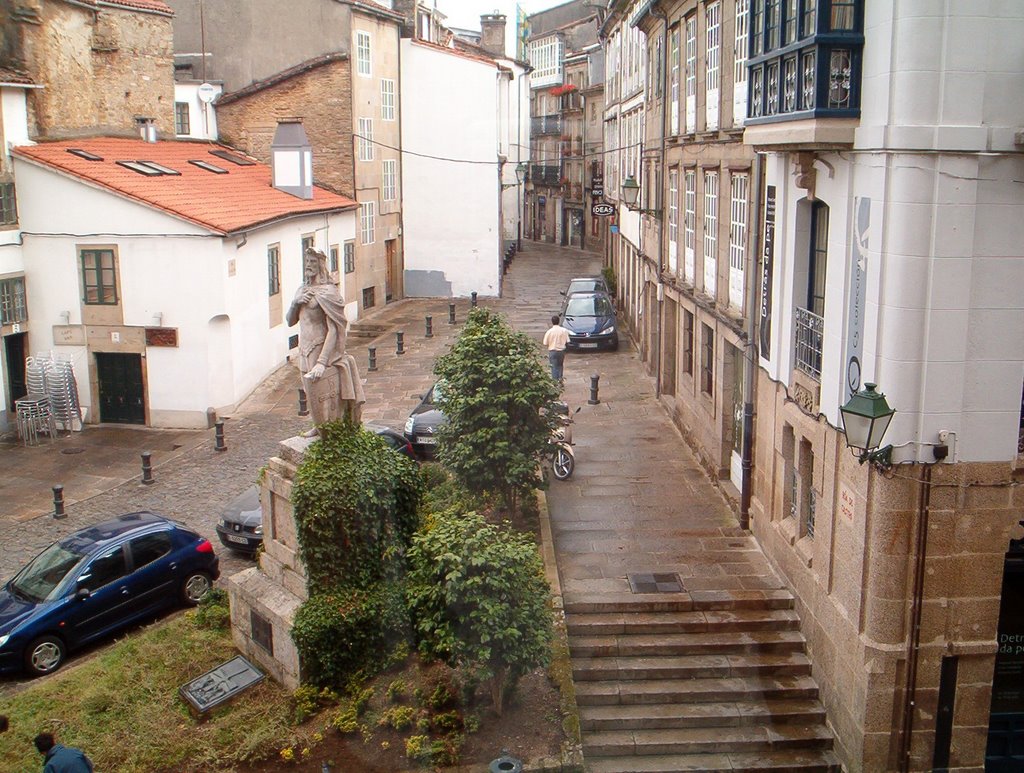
[406,510,553,714]
[433,308,560,513]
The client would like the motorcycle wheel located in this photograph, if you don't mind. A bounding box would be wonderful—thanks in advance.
[552,446,575,480]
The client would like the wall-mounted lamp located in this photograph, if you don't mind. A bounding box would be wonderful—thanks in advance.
[502,161,529,190]
[621,175,658,215]
[839,383,895,469]
[59,310,70,325]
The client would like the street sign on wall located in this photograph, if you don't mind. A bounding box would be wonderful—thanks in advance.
[591,202,615,217]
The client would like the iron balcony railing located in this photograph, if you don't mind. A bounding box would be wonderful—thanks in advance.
[794,306,824,379]
[531,114,563,135]
[530,164,562,186]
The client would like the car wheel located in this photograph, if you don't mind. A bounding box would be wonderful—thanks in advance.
[26,635,65,677]
[552,446,575,480]
[181,571,212,606]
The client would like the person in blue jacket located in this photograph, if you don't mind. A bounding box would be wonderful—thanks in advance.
[33,732,93,773]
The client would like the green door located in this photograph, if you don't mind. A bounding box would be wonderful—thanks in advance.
[96,352,145,425]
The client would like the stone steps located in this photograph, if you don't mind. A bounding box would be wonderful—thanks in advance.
[583,724,835,757]
[567,597,838,771]
[579,698,827,731]
[585,749,842,772]
[573,651,812,681]
[347,322,388,340]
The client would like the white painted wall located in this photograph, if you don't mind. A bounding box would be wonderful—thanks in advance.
[13,157,354,427]
[496,60,530,248]
[173,83,221,141]
[400,39,501,298]
[758,5,1024,464]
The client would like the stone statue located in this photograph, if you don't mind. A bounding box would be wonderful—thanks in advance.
[286,248,365,431]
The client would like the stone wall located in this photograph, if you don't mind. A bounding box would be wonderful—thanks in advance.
[215,58,355,198]
[18,1,174,139]
[750,372,1022,771]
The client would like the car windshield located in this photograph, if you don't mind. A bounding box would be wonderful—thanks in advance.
[429,381,445,404]
[567,279,603,295]
[9,541,88,603]
[564,295,614,318]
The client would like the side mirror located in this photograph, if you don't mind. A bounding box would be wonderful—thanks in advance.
[560,290,566,296]
[75,587,91,601]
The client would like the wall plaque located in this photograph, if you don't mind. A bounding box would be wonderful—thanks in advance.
[53,325,86,346]
[146,327,178,347]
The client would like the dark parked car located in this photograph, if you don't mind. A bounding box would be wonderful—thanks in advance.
[0,512,219,676]
[561,291,619,351]
[561,276,609,300]
[404,382,447,459]
[217,425,415,555]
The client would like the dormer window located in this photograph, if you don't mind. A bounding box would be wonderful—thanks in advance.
[746,0,863,125]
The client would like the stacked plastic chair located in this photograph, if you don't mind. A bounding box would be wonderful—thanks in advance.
[45,357,83,432]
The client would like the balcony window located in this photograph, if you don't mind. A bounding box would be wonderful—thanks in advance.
[794,200,828,379]
[529,36,564,88]
[746,0,863,125]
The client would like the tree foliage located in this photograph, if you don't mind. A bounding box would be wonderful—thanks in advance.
[432,308,560,511]
[406,509,553,714]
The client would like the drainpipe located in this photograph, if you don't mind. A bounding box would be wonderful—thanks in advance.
[897,463,933,771]
[739,152,764,531]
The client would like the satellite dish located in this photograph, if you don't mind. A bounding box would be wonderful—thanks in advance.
[197,82,217,103]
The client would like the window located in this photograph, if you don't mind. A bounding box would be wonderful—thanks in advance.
[683,169,696,283]
[360,201,375,245]
[267,244,281,296]
[803,0,818,37]
[358,118,374,162]
[703,171,719,298]
[78,546,127,593]
[0,276,27,325]
[0,182,17,225]
[344,241,355,274]
[329,245,339,273]
[734,0,750,126]
[752,0,765,56]
[668,168,679,274]
[362,286,376,309]
[808,201,828,316]
[527,36,564,87]
[80,248,118,305]
[831,0,855,30]
[767,0,781,50]
[784,0,798,44]
[684,16,696,131]
[129,532,171,569]
[705,2,721,130]
[799,438,816,537]
[174,102,190,135]
[381,79,396,121]
[356,31,371,76]
[728,174,749,311]
[682,309,694,375]
[382,159,397,202]
[669,26,680,135]
[700,324,714,395]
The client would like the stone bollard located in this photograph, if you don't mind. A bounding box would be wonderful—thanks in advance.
[396,331,405,355]
[215,420,227,452]
[298,388,309,416]
[368,346,378,372]
[52,484,65,519]
[471,291,478,307]
[448,302,456,324]
[425,315,433,338]
[588,373,601,405]
[141,451,155,484]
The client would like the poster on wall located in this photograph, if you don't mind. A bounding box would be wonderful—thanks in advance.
[758,185,776,358]
[845,197,870,400]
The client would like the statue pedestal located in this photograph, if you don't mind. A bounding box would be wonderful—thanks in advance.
[227,435,315,690]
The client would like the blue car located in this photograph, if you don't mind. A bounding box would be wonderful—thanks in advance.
[0,512,220,676]
[561,291,619,351]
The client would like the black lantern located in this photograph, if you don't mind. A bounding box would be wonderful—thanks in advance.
[839,383,895,468]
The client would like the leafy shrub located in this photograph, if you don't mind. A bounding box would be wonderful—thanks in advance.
[601,265,617,297]
[405,734,431,761]
[292,586,408,687]
[432,309,560,513]
[406,510,553,714]
[377,705,416,731]
[190,587,229,630]
[385,679,406,703]
[292,685,339,724]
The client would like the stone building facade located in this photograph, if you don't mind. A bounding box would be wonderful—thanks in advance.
[2,0,175,140]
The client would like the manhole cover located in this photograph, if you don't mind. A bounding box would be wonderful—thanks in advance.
[61,447,86,455]
[628,573,684,594]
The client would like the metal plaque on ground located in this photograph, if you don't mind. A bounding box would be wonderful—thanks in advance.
[179,655,265,714]
[628,572,684,594]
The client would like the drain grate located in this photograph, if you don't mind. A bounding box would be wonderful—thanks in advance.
[628,572,684,594]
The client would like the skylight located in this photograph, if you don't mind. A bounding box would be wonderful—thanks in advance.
[67,148,104,161]
[116,160,164,176]
[137,161,181,176]
[188,159,229,174]
[209,149,255,166]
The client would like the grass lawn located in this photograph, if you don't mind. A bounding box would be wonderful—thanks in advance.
[0,608,300,773]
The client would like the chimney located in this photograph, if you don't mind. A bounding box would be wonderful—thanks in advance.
[136,117,157,143]
[480,12,506,57]
[271,119,313,200]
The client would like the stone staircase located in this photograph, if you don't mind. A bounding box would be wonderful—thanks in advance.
[347,320,388,340]
[567,593,842,772]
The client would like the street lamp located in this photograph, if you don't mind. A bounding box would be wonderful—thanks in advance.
[621,175,658,215]
[839,383,895,468]
[516,161,527,184]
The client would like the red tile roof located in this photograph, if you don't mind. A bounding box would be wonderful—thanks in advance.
[95,0,174,15]
[0,67,35,86]
[14,138,357,235]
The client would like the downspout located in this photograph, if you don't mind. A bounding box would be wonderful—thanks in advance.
[739,152,764,530]
[898,463,933,771]
[396,29,406,299]
[652,4,668,399]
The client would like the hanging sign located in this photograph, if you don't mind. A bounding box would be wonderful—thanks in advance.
[759,185,776,358]
[591,202,615,217]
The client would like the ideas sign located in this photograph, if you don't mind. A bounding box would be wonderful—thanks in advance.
[591,202,615,217]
